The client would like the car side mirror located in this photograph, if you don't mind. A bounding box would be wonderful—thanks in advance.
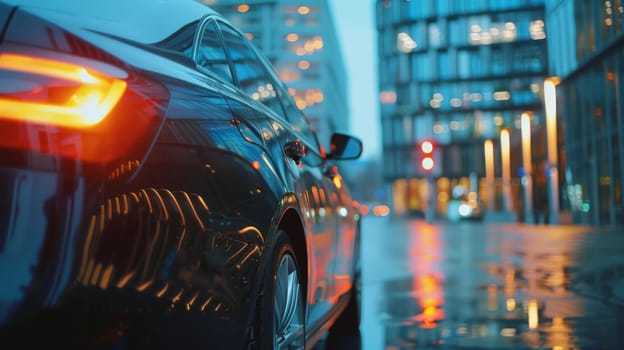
[327,133,362,160]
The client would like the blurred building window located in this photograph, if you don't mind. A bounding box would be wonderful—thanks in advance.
[380,28,393,57]
[397,31,417,53]
[529,19,546,40]
[457,49,472,78]
[449,18,466,46]
[438,51,450,79]
[435,0,450,17]
[397,53,411,83]
[382,119,393,146]
[491,47,507,76]
[419,83,432,108]
[429,22,444,48]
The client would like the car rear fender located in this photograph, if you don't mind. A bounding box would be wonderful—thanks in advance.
[275,203,309,298]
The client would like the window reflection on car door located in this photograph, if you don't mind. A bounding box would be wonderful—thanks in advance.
[215,20,340,327]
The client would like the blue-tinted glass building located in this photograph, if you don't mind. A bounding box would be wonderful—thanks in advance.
[376,0,549,219]
[546,0,624,225]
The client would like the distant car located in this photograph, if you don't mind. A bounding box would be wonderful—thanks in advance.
[0,0,363,348]
[447,192,485,221]
[358,202,390,217]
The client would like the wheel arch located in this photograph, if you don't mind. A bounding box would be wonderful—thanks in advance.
[277,207,308,298]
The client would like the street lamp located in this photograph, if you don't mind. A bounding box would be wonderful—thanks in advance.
[500,128,512,213]
[484,139,495,212]
[544,78,559,224]
[521,112,534,223]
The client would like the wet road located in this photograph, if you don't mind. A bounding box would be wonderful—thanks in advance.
[359,217,624,349]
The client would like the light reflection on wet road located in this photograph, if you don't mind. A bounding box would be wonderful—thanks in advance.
[359,217,624,349]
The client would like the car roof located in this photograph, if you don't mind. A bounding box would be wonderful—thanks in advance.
[2,0,219,44]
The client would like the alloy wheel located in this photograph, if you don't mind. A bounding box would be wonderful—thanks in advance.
[273,253,305,349]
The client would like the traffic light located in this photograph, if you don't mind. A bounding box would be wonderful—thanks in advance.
[420,140,435,172]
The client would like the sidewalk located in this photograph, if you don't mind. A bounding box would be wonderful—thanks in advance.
[569,225,624,305]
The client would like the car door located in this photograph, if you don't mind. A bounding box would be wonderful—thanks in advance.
[214,20,341,326]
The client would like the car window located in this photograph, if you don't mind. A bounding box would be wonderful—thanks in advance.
[216,20,320,153]
[276,85,320,150]
[216,21,287,119]
[196,20,234,84]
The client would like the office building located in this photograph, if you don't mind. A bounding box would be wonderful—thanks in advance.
[375,0,549,219]
[209,0,349,147]
[546,0,624,225]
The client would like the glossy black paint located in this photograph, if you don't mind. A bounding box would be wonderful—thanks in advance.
[0,1,362,348]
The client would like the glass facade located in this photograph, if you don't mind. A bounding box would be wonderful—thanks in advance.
[210,0,349,147]
[376,0,549,218]
[546,0,624,225]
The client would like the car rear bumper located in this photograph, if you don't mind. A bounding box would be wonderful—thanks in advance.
[0,164,261,349]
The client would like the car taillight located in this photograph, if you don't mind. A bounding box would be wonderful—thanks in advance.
[0,53,127,128]
[0,49,168,172]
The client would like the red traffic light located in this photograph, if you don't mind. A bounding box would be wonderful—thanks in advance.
[421,140,433,154]
[421,156,434,171]
[419,141,435,172]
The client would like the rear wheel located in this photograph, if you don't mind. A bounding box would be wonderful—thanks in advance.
[257,231,305,349]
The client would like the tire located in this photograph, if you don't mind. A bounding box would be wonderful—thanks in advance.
[257,231,305,349]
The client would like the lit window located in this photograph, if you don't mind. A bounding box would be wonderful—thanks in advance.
[529,20,546,40]
[470,21,516,45]
[295,98,307,110]
[493,91,510,101]
[237,4,250,13]
[314,91,323,103]
[397,32,416,53]
[429,24,442,47]
[298,60,310,70]
[279,70,300,82]
[297,6,310,15]
[380,90,396,104]
[493,115,503,126]
[286,33,299,42]
[429,99,441,108]
[312,36,323,49]
[305,89,320,105]
[530,83,540,93]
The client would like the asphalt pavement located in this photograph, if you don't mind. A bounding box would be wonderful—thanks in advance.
[358,216,624,350]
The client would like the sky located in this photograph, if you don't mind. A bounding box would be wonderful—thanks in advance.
[328,0,380,161]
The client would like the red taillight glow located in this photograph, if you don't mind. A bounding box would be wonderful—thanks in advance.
[0,53,126,128]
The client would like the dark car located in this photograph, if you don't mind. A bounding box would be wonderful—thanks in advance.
[0,0,363,348]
